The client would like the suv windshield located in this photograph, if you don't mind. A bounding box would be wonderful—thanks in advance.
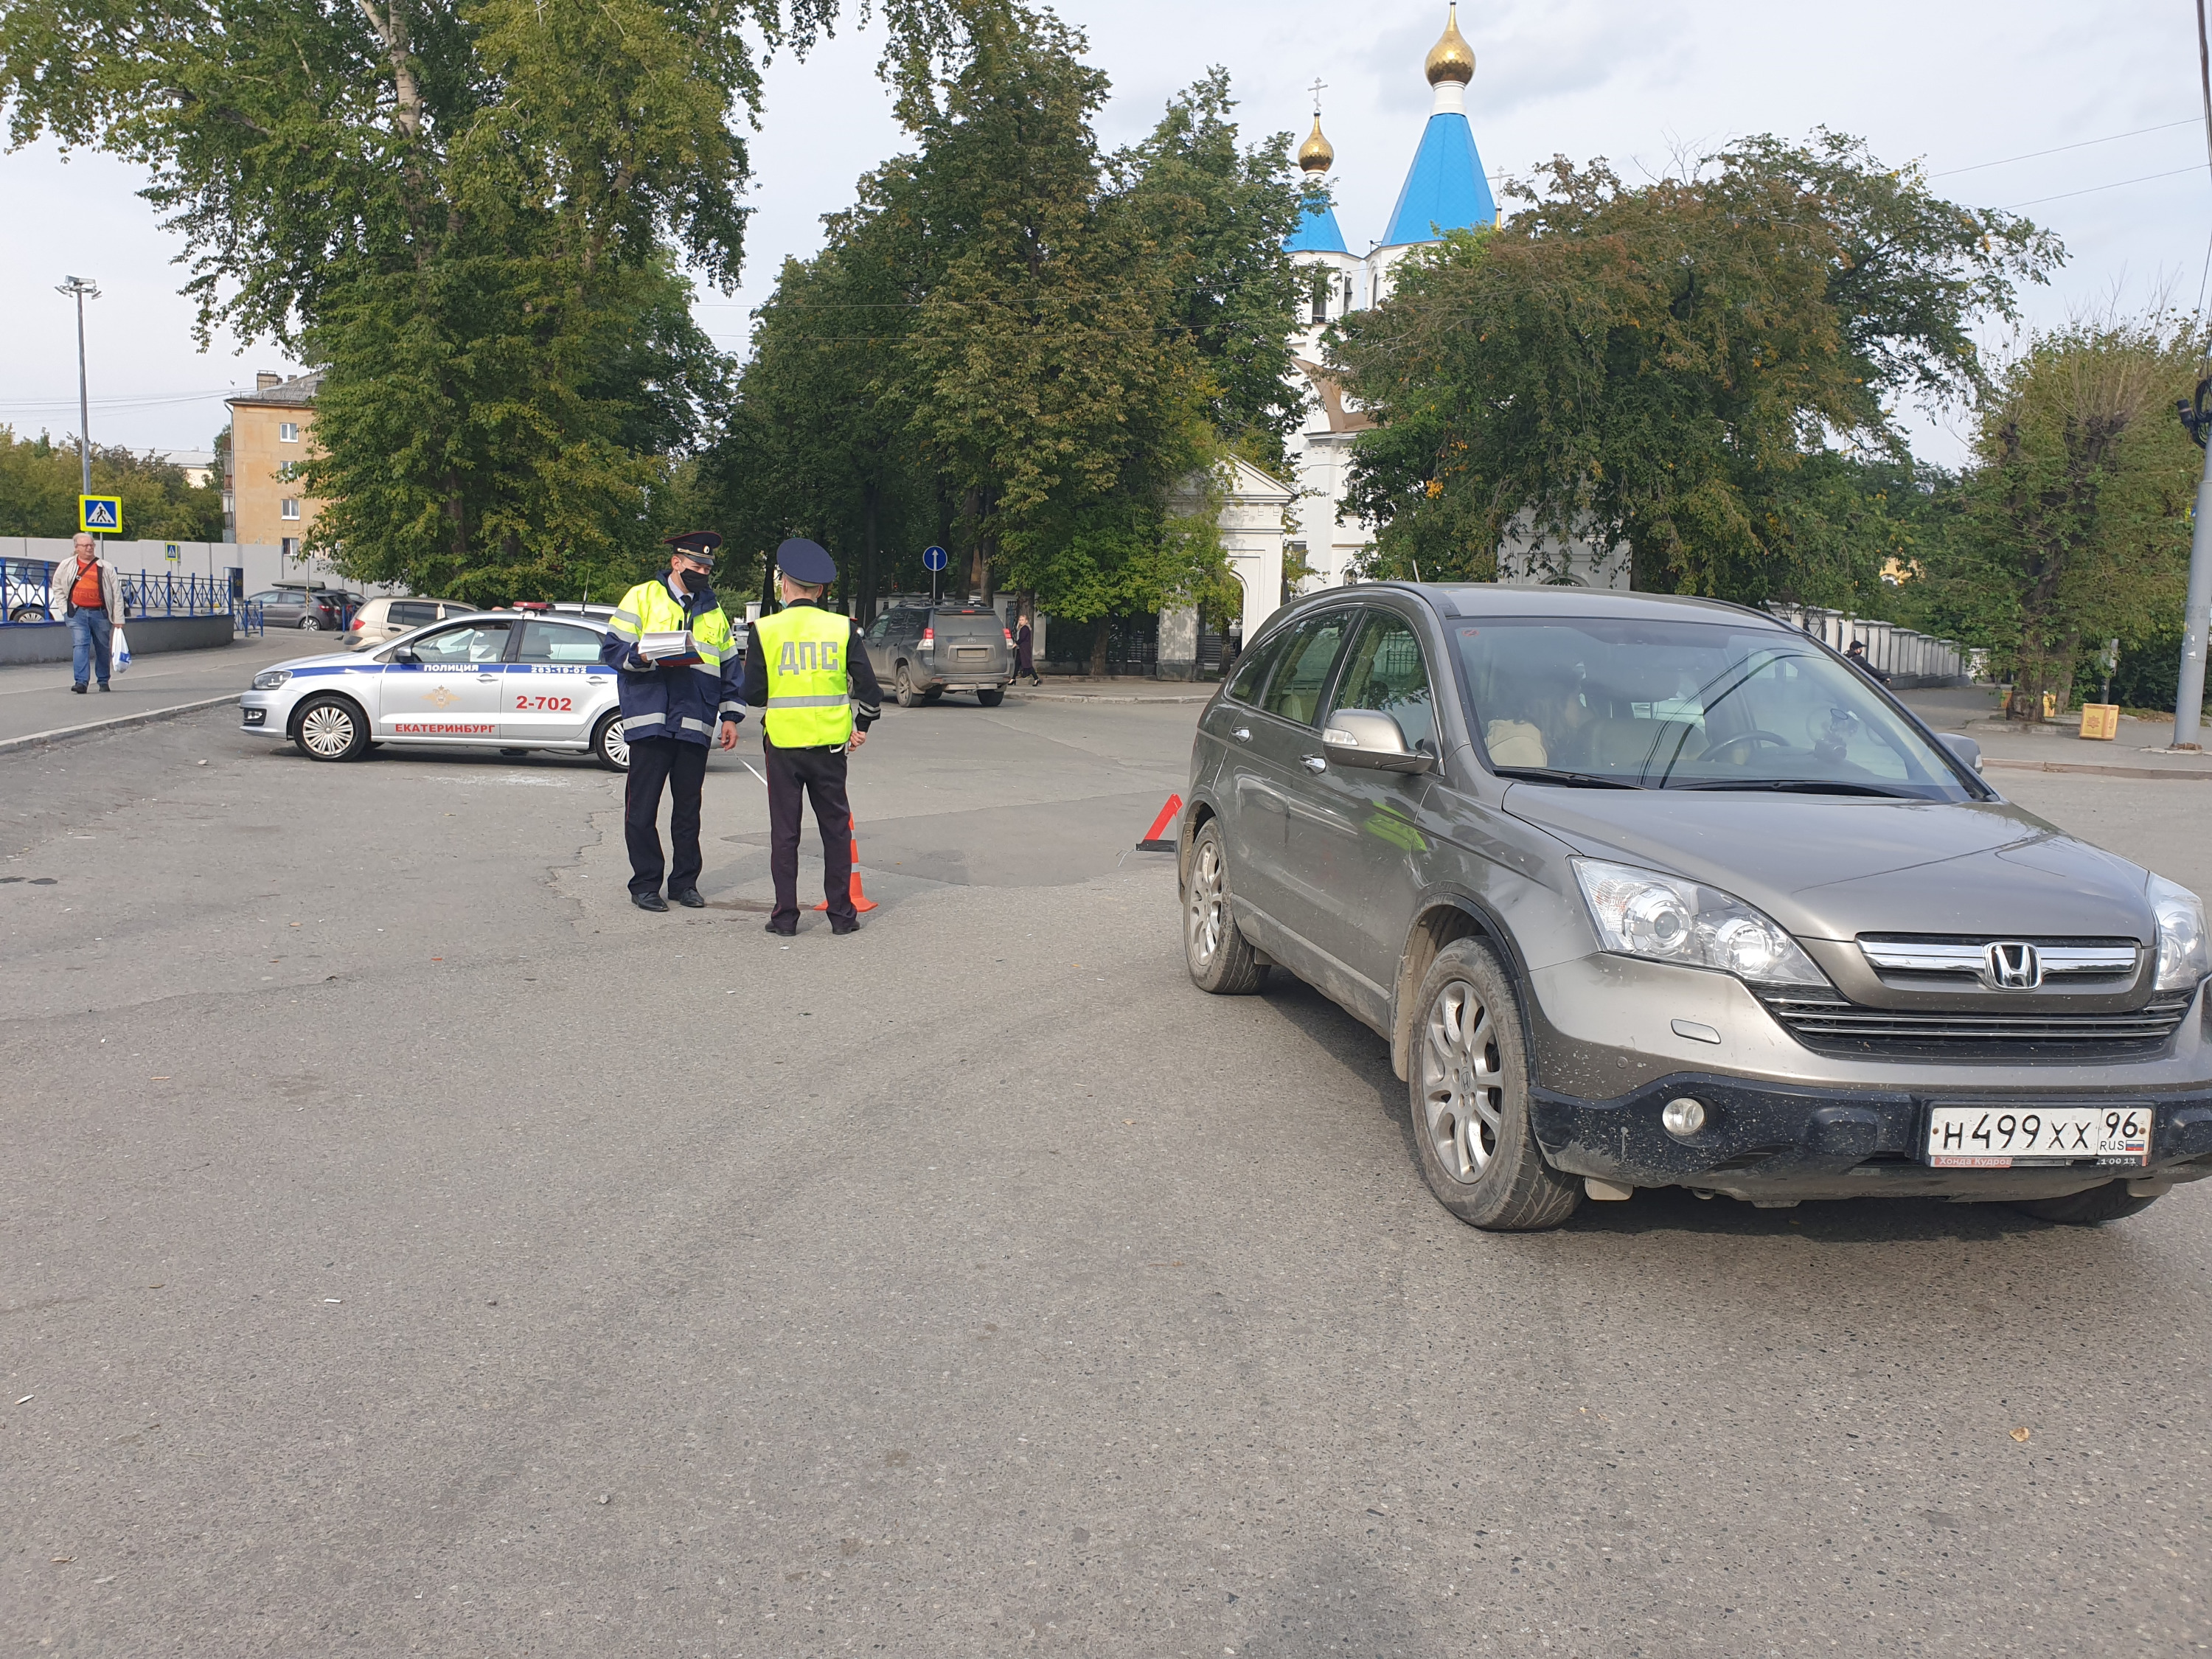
[1455,616,1975,799]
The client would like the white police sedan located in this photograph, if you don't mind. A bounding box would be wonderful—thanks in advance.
[240,610,631,770]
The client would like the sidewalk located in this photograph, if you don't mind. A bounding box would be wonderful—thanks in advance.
[1895,685,2212,779]
[0,630,307,748]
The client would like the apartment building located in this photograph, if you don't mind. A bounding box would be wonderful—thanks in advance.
[224,370,324,557]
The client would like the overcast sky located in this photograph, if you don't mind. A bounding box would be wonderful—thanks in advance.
[0,0,2204,467]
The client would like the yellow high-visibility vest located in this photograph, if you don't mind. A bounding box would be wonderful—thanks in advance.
[608,579,735,672]
[756,603,853,747]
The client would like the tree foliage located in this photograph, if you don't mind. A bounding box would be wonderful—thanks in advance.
[1,0,973,599]
[1914,314,2206,718]
[0,428,224,541]
[1329,133,2059,602]
[706,14,1301,635]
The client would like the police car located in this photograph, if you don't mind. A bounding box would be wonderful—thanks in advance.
[239,609,633,770]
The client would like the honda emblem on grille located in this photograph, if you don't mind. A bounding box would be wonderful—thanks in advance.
[1982,941,2042,990]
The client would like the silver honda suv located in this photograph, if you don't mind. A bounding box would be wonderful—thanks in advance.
[1177,585,2212,1230]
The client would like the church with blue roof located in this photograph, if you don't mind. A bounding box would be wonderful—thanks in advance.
[1284,4,1510,594]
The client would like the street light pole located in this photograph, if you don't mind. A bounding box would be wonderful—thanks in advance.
[2177,380,2212,748]
[55,274,99,498]
[2183,0,2212,749]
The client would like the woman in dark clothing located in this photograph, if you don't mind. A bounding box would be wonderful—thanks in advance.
[1015,613,1042,686]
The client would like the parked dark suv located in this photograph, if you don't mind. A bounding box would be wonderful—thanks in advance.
[246,585,358,631]
[1177,584,2212,1230]
[863,605,1013,706]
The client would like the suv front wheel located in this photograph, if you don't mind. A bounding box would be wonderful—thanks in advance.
[1410,939,1581,1231]
[1183,819,1267,994]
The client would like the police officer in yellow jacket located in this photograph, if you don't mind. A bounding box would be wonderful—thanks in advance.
[742,539,883,936]
[600,532,745,912]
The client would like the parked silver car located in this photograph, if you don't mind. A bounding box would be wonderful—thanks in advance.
[342,594,473,650]
[1178,585,2212,1230]
[862,605,1012,706]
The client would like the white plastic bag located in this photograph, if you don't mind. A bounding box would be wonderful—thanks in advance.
[109,626,131,678]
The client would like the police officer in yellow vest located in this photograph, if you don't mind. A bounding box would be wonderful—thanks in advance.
[740,539,884,936]
[600,531,745,912]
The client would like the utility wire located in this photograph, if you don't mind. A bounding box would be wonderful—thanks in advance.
[1933,116,2199,176]
[1999,164,2204,209]
[0,388,241,413]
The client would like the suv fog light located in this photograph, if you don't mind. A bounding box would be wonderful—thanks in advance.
[1662,1097,1706,1138]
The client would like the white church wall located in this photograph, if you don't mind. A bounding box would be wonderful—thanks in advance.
[1495,515,1632,589]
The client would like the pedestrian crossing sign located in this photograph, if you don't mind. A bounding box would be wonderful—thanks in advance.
[78,494,122,534]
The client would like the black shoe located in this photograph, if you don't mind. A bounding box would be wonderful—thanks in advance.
[671,888,706,908]
[97,682,111,692]
[71,683,86,695]
[762,919,796,937]
[632,891,669,913]
[830,918,860,936]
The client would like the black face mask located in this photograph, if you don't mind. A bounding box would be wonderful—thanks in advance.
[677,568,708,594]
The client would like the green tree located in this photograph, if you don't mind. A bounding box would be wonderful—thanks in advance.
[0,428,223,543]
[710,18,1297,653]
[1329,133,2058,601]
[1,0,974,599]
[1919,314,2205,720]
[1116,69,1307,473]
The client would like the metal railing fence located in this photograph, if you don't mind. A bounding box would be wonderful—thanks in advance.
[1,560,260,631]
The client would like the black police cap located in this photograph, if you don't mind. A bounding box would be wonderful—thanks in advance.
[776,538,838,588]
[664,530,723,565]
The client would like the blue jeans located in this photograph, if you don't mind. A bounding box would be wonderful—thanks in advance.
[69,608,112,687]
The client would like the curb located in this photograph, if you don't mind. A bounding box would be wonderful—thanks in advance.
[0,693,238,757]
[1009,690,1214,705]
[1981,757,2212,782]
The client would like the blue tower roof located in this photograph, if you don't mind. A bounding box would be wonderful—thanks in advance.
[1381,111,1496,246]
[1284,195,1348,255]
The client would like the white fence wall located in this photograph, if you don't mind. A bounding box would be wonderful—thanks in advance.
[1765,605,1972,686]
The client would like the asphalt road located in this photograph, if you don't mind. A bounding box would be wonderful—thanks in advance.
[4,692,2210,1658]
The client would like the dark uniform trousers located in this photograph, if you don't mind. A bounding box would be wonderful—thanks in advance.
[765,736,855,928]
[625,736,709,898]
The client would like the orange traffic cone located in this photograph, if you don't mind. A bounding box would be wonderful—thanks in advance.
[815,815,880,914]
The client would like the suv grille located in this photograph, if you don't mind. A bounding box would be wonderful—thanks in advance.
[1759,987,2196,1060]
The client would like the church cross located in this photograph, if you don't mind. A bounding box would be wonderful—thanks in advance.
[1308,77,1326,116]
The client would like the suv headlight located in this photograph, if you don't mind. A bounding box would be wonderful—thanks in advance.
[2148,872,2210,992]
[251,669,292,691]
[1573,857,1828,987]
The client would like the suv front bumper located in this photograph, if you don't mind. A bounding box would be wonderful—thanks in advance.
[1530,1074,2212,1202]
[1518,955,2212,1200]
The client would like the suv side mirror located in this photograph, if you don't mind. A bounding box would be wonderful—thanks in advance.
[1323,710,1433,774]
[1935,731,1983,773]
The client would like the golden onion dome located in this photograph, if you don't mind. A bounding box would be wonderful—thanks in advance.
[1298,116,1335,174]
[1425,3,1475,86]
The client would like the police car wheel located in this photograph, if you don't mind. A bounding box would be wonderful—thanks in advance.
[593,712,631,772]
[293,694,368,762]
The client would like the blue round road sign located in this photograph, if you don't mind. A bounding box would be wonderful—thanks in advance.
[922,545,949,573]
